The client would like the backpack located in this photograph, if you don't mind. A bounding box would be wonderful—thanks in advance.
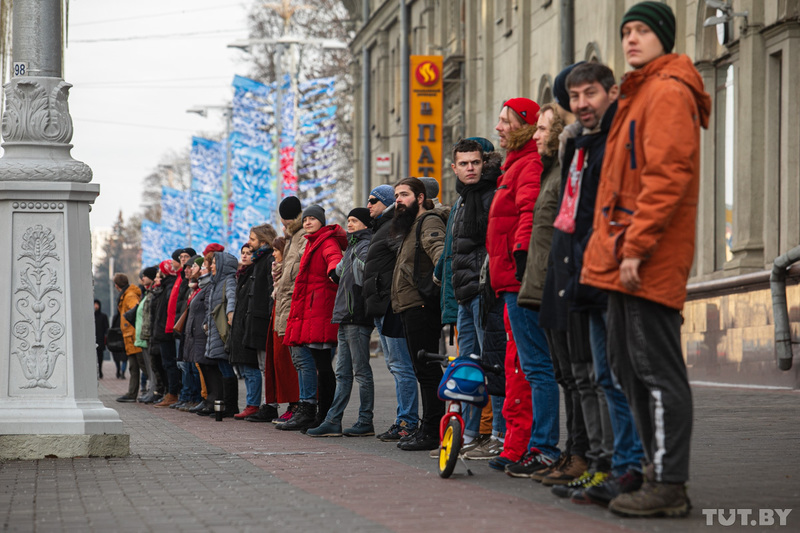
[414,212,441,308]
[437,355,489,407]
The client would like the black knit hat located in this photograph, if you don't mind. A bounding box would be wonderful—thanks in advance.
[171,248,183,262]
[302,204,326,226]
[620,1,676,54]
[279,196,302,220]
[347,208,372,229]
[182,247,197,257]
[553,61,585,110]
[141,266,158,280]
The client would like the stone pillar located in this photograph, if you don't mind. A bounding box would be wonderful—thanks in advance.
[0,0,128,459]
[725,1,766,272]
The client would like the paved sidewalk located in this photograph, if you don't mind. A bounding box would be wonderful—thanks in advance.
[1,357,799,532]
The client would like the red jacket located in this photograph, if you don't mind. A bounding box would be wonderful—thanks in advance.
[487,136,543,295]
[284,224,347,346]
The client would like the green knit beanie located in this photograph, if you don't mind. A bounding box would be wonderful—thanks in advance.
[620,1,676,53]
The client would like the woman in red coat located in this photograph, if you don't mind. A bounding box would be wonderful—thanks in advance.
[284,205,347,428]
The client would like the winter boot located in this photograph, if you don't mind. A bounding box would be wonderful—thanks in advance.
[277,402,316,431]
[221,377,239,418]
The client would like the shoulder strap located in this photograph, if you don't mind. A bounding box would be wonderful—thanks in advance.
[413,212,437,284]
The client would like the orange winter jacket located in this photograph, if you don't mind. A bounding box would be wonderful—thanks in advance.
[581,54,711,310]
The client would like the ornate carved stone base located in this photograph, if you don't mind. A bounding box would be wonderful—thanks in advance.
[0,182,126,446]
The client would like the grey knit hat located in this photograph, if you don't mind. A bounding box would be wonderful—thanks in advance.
[302,204,326,226]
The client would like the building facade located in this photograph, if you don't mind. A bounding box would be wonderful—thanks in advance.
[348,0,800,387]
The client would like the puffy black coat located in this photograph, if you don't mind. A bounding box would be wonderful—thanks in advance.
[451,152,502,303]
[183,288,213,365]
[363,205,402,319]
[228,263,258,366]
[151,274,177,343]
[243,248,274,350]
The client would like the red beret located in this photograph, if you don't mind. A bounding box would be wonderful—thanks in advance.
[203,243,225,255]
[504,97,540,125]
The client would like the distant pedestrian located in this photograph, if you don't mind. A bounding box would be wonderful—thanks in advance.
[94,299,109,379]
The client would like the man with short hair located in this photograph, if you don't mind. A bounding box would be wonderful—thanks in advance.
[363,184,420,441]
[582,1,711,518]
[391,177,448,451]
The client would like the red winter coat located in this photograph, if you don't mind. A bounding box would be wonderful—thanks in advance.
[284,224,347,346]
[487,134,543,295]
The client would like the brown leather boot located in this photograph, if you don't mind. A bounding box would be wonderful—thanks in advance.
[154,393,178,408]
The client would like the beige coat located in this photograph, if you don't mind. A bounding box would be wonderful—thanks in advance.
[274,215,307,336]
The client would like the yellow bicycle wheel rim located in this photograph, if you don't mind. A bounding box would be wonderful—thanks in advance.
[439,426,453,471]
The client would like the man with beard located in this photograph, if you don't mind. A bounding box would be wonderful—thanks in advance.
[363,184,420,441]
[390,177,448,451]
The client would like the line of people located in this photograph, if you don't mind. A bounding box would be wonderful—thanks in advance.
[104,2,708,520]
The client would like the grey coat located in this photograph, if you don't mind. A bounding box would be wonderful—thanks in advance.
[204,252,238,360]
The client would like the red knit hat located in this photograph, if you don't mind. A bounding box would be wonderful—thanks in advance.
[203,243,224,255]
[503,97,540,125]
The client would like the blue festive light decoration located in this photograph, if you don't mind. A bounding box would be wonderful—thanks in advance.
[160,187,190,236]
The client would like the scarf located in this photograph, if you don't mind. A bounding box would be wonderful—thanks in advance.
[455,176,497,239]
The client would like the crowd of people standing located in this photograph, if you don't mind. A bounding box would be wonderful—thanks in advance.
[100,2,708,520]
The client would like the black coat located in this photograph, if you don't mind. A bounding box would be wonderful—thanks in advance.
[183,287,212,365]
[451,154,502,303]
[363,206,402,319]
[243,249,274,350]
[540,102,617,331]
[94,308,109,349]
[228,264,258,367]
[151,275,177,343]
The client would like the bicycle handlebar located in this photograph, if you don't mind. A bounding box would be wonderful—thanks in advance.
[416,350,503,375]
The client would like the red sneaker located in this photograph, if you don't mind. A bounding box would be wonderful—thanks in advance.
[234,405,259,420]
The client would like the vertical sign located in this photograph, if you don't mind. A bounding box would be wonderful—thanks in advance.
[409,55,443,198]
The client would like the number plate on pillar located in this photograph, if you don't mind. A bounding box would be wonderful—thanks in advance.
[13,62,28,76]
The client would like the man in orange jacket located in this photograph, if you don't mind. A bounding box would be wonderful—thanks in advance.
[581,1,711,518]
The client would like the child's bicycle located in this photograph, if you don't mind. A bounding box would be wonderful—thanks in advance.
[417,350,502,478]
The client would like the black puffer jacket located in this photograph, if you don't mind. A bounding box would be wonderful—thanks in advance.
[183,288,212,364]
[450,152,503,303]
[363,205,402,319]
[243,247,274,350]
[228,263,258,367]
[151,274,177,343]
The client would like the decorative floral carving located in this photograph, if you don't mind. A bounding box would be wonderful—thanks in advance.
[2,79,74,144]
[12,225,64,389]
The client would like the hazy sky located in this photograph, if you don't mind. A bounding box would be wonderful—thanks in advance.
[65,0,252,230]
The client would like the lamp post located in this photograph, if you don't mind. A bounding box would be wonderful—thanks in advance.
[0,0,128,459]
[187,105,234,247]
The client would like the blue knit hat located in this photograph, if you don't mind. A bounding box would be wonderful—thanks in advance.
[369,184,394,207]
[465,137,495,153]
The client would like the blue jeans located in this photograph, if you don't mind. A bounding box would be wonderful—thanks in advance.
[491,395,506,437]
[290,345,317,403]
[375,315,419,427]
[589,310,645,476]
[240,364,262,407]
[458,297,484,438]
[178,361,201,402]
[158,339,181,395]
[326,325,374,426]
[218,360,236,378]
[503,292,560,459]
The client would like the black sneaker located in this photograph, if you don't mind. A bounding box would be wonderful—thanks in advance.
[551,470,593,498]
[504,449,555,478]
[584,469,644,507]
[398,425,422,444]
[397,432,439,451]
[115,395,136,403]
[377,421,417,442]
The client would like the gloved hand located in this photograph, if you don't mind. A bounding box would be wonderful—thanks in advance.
[329,270,340,284]
[514,251,527,282]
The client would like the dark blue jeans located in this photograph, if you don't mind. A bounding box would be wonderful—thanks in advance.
[158,339,181,396]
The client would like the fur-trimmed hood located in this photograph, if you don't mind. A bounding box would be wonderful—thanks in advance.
[284,214,303,237]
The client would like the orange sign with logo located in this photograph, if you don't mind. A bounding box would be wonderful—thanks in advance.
[410,55,443,198]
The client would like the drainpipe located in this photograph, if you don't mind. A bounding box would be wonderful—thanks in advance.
[770,245,800,370]
[400,0,410,179]
[560,0,574,68]
[361,45,371,203]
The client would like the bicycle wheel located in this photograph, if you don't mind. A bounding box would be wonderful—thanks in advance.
[438,418,462,478]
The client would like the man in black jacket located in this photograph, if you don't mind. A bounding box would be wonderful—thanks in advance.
[362,184,419,442]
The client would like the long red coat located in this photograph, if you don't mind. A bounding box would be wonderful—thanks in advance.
[487,136,543,295]
[284,224,347,346]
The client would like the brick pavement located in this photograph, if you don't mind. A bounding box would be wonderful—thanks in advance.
[1,357,799,532]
